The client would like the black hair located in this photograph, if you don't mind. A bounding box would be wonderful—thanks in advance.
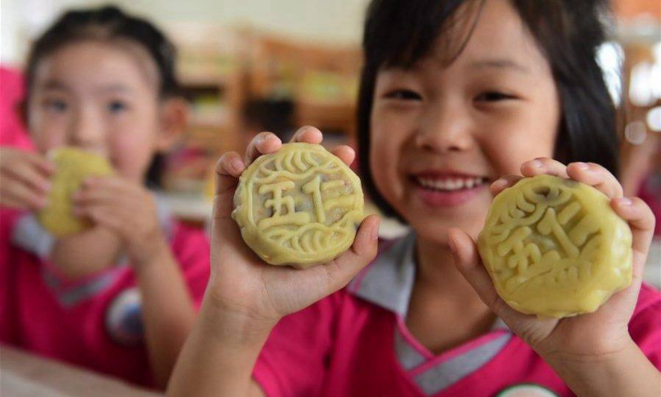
[25,5,181,188]
[358,0,620,219]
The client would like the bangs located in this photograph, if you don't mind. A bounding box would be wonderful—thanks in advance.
[362,0,486,70]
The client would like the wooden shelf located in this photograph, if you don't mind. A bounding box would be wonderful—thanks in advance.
[161,26,361,195]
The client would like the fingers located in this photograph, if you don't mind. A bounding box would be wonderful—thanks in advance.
[611,197,655,259]
[521,158,568,179]
[490,175,522,196]
[566,162,623,199]
[212,152,244,221]
[244,132,282,165]
[2,160,52,193]
[0,181,48,210]
[84,206,123,232]
[290,126,323,144]
[26,152,56,176]
[519,158,624,200]
[330,145,356,167]
[0,150,53,210]
[320,215,380,293]
[291,126,354,166]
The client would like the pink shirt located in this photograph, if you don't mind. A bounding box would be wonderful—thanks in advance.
[253,234,661,397]
[0,210,210,387]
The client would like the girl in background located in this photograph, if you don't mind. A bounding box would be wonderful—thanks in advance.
[0,6,209,389]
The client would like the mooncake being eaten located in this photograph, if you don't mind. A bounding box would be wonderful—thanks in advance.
[232,142,364,267]
[478,174,632,318]
[38,147,114,237]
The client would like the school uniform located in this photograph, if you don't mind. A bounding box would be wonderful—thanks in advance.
[0,201,210,386]
[253,233,661,397]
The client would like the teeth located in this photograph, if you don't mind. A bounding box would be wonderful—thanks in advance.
[417,177,485,191]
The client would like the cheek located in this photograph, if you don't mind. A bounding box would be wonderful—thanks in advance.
[369,111,407,197]
[483,109,559,176]
[29,112,69,154]
[108,122,158,181]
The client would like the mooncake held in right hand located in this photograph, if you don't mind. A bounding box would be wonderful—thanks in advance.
[478,174,632,318]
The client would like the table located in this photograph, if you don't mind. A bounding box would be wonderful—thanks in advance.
[0,346,162,397]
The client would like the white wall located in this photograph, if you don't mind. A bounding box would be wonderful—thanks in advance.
[1,0,369,66]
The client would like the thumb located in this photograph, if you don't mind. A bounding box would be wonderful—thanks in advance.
[211,152,246,247]
[447,228,503,314]
[448,228,533,324]
[318,215,380,293]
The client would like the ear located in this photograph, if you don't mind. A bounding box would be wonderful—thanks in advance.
[155,97,188,152]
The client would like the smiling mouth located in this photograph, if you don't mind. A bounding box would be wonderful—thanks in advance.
[413,175,489,192]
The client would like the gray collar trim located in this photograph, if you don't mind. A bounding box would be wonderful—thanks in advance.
[348,233,417,316]
[347,232,510,331]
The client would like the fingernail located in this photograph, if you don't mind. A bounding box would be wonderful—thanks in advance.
[576,162,589,170]
[370,219,380,240]
[530,160,543,168]
[231,158,244,172]
[618,197,633,206]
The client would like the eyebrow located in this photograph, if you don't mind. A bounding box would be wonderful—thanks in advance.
[99,84,133,93]
[39,81,133,94]
[40,80,69,91]
[470,59,530,73]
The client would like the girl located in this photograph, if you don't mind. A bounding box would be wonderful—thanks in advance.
[169,0,660,396]
[0,6,210,389]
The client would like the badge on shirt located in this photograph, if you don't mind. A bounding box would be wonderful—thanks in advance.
[105,287,144,346]
[496,384,558,397]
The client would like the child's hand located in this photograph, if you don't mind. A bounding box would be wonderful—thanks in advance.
[0,148,54,210]
[448,158,656,362]
[73,176,166,268]
[208,126,380,327]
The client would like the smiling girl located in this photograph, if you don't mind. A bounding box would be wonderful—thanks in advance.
[168,1,660,396]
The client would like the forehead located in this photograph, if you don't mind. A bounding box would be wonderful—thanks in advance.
[385,0,552,77]
[34,40,159,92]
[448,0,548,69]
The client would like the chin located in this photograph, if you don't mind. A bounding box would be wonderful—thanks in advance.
[405,211,486,243]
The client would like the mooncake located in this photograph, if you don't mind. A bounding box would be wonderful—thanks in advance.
[232,142,364,267]
[478,175,632,318]
[38,147,114,237]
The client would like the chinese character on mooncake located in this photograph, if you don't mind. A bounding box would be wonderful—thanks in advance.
[38,147,114,237]
[478,175,632,318]
[232,142,364,268]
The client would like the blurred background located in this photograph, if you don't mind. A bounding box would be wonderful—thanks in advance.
[1,0,660,239]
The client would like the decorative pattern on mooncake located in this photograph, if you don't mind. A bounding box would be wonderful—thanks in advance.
[38,147,114,237]
[478,175,632,318]
[232,142,364,267]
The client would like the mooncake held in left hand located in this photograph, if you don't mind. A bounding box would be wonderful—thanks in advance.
[38,147,114,237]
[478,175,632,318]
[232,142,364,268]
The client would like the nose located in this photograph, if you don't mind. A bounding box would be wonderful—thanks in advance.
[69,106,105,150]
[414,97,475,153]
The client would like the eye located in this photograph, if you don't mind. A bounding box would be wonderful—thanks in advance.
[384,89,422,101]
[475,91,517,102]
[108,100,129,114]
[43,98,68,113]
